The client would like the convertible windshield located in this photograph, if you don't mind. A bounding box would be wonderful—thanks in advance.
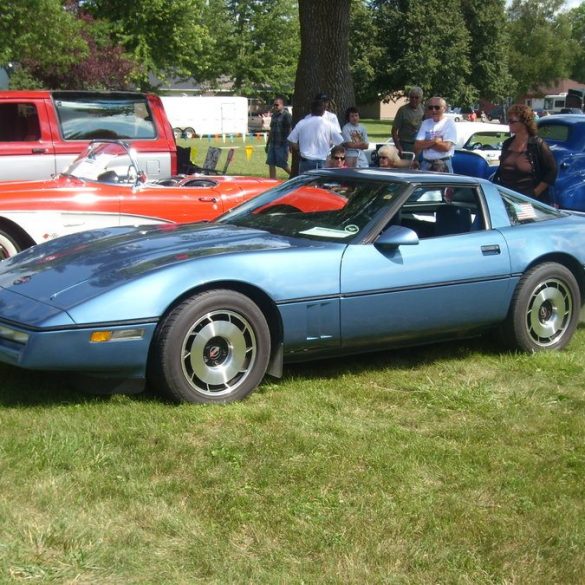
[218,174,405,242]
[62,141,139,183]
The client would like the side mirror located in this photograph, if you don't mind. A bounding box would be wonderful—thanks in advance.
[374,225,419,249]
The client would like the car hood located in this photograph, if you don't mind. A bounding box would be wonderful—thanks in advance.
[0,222,301,306]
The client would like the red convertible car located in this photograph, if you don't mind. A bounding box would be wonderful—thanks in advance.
[0,140,279,259]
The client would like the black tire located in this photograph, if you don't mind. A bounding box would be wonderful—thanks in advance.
[149,290,270,403]
[173,127,183,140]
[0,228,23,260]
[183,127,196,140]
[503,263,580,352]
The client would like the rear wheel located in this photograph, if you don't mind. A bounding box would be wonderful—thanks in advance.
[503,263,580,352]
[183,127,196,140]
[149,290,270,403]
[173,127,183,140]
[0,228,23,260]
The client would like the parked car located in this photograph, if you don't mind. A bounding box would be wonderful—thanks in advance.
[0,140,279,259]
[538,114,585,211]
[452,122,510,179]
[367,122,510,173]
[0,90,177,181]
[0,168,583,403]
[444,107,462,122]
[487,105,506,122]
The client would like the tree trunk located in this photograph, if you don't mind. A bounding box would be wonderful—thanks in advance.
[292,0,355,174]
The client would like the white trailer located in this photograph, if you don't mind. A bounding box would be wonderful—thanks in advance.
[160,96,248,139]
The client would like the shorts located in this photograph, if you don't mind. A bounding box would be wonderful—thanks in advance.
[266,144,289,169]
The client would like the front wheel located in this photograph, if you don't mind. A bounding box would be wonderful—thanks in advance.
[503,263,580,352]
[0,228,23,260]
[149,290,271,403]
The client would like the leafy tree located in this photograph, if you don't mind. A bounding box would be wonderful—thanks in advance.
[349,0,384,104]
[20,8,137,90]
[567,2,585,83]
[371,0,474,105]
[460,0,513,102]
[220,0,299,96]
[0,0,87,86]
[81,0,214,87]
[507,0,577,94]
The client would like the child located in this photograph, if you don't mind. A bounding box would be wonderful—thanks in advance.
[342,107,369,168]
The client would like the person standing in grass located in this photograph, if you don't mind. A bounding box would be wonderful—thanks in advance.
[342,106,369,168]
[392,86,424,156]
[288,99,344,173]
[266,96,292,178]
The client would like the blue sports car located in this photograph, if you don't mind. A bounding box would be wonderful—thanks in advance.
[0,168,584,403]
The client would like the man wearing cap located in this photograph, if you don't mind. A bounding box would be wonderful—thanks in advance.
[288,99,344,173]
[414,97,457,172]
[392,87,424,155]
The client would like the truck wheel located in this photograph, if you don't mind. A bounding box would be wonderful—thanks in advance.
[183,127,196,140]
[0,228,23,260]
[173,127,183,140]
[149,289,270,403]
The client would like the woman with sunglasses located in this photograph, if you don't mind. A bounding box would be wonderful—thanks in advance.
[493,104,557,203]
[414,97,457,172]
[327,145,347,168]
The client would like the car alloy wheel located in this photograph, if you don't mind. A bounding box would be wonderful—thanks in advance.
[150,289,271,403]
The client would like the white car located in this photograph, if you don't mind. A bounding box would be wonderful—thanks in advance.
[454,122,510,166]
[366,121,510,166]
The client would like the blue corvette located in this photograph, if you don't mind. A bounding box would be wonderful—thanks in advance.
[0,168,584,403]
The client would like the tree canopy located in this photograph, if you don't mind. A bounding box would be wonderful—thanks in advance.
[1,0,584,106]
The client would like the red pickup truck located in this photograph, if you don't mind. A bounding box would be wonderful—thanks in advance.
[0,90,177,181]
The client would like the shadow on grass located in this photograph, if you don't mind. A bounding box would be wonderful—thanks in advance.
[2,325,579,407]
[277,334,498,386]
[0,366,160,408]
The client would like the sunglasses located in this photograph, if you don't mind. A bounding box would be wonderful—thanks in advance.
[273,103,280,107]
[333,156,345,161]
[427,105,442,111]
[378,156,389,160]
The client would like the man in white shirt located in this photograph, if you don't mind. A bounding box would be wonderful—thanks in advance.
[303,93,342,133]
[414,97,457,172]
[288,99,344,173]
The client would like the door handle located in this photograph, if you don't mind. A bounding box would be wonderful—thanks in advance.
[481,244,501,255]
[198,197,218,203]
[32,147,48,154]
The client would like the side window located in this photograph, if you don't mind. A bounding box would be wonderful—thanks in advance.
[499,188,562,225]
[397,185,484,238]
[0,103,41,142]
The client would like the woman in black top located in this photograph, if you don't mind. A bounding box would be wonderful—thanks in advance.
[494,104,557,203]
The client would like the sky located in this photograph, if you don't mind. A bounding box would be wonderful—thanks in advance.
[507,0,583,9]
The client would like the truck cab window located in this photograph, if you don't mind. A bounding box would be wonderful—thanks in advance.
[0,103,41,142]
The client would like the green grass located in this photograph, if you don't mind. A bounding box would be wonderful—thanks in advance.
[1,328,585,583]
[177,119,393,179]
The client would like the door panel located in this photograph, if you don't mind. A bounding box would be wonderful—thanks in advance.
[340,230,512,349]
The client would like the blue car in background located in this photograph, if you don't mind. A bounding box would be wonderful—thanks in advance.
[0,169,584,403]
[538,114,585,211]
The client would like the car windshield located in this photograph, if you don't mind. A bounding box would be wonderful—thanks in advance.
[217,174,405,242]
[462,131,509,150]
[61,141,139,183]
[538,123,571,144]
